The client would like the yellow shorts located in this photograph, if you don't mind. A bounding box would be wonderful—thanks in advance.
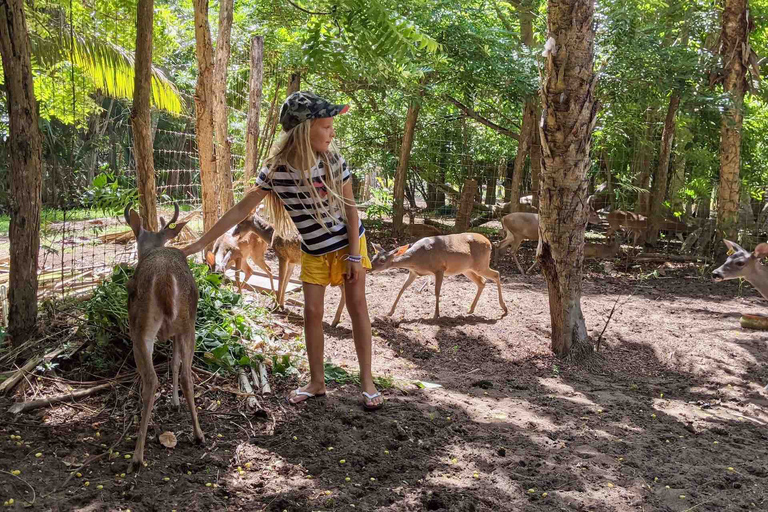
[300,234,372,287]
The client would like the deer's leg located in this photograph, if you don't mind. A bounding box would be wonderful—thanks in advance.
[509,239,525,275]
[251,255,275,293]
[171,337,181,408]
[495,231,514,266]
[388,271,418,317]
[331,285,345,328]
[179,328,204,444]
[131,326,159,469]
[464,271,485,314]
[433,270,444,319]
[479,267,508,315]
[278,262,295,309]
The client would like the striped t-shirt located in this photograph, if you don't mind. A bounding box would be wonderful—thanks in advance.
[253,153,365,256]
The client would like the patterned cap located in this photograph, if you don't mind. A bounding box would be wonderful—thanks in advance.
[279,91,349,132]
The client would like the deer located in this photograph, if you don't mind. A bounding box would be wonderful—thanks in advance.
[495,208,601,273]
[370,233,508,319]
[233,214,347,328]
[606,210,647,246]
[712,240,768,300]
[404,223,442,238]
[205,227,275,295]
[124,203,204,469]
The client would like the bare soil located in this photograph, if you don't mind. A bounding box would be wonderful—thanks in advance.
[1,233,768,511]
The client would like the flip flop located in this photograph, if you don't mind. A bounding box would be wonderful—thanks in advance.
[362,391,384,411]
[285,388,326,405]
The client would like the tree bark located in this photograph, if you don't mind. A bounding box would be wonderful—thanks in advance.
[717,0,750,244]
[131,0,158,231]
[667,145,686,213]
[287,72,301,96]
[244,36,264,185]
[647,93,680,245]
[213,0,234,212]
[538,0,598,359]
[393,87,424,234]
[455,179,477,233]
[193,0,219,238]
[0,0,43,346]
[633,108,655,216]
[505,98,535,205]
[530,104,542,209]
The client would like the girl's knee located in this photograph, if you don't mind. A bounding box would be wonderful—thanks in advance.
[304,303,325,323]
[345,293,368,316]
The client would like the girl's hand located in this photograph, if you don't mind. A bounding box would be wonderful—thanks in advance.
[345,260,363,283]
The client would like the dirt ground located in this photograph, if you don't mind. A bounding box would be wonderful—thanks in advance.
[2,235,768,511]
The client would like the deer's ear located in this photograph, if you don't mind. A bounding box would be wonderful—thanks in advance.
[128,209,143,237]
[205,251,215,267]
[754,243,768,259]
[394,244,410,257]
[164,221,188,242]
[723,239,741,255]
[372,242,382,255]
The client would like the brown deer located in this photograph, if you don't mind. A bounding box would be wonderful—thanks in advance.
[205,228,274,295]
[370,233,508,319]
[495,208,601,273]
[124,204,204,468]
[233,214,347,327]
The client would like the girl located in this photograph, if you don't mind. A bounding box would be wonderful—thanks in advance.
[182,91,383,411]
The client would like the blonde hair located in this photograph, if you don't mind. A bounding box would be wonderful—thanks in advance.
[260,119,352,239]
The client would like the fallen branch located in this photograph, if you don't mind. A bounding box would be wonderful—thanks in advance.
[0,470,36,505]
[236,370,260,409]
[633,253,711,263]
[257,362,271,394]
[0,336,81,395]
[8,382,114,414]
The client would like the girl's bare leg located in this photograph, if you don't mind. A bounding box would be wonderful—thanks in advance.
[344,271,383,407]
[287,282,327,402]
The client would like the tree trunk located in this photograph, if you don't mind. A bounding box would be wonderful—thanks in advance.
[213,0,234,212]
[487,159,501,204]
[505,99,535,206]
[530,104,542,209]
[131,0,158,230]
[0,0,43,346]
[668,146,686,213]
[717,0,750,244]
[244,36,264,185]
[193,0,219,238]
[538,0,598,359]
[287,72,301,96]
[633,109,655,216]
[455,179,477,233]
[257,78,282,169]
[647,93,680,245]
[393,86,424,234]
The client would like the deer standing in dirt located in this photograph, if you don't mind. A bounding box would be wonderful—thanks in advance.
[370,233,508,319]
[125,204,204,468]
[713,240,768,300]
[233,214,347,327]
[206,228,274,295]
[495,208,601,273]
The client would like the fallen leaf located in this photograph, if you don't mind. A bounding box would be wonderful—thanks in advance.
[159,431,178,449]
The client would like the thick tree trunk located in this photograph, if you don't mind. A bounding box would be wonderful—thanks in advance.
[668,146,686,213]
[717,0,750,243]
[393,87,424,234]
[455,179,477,233]
[244,36,264,185]
[538,0,598,359]
[131,0,158,230]
[213,0,235,211]
[193,0,219,238]
[257,78,282,168]
[647,93,680,245]
[505,99,535,206]
[0,0,43,345]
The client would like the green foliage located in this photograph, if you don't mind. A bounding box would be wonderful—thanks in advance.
[365,178,394,220]
[82,171,139,213]
[84,262,277,374]
[324,362,394,389]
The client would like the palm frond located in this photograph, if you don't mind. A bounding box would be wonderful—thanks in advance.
[30,32,183,114]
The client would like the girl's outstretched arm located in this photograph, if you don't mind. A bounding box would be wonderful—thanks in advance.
[181,188,269,256]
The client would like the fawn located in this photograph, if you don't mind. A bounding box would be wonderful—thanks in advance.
[206,227,275,295]
[233,213,347,327]
[125,204,204,468]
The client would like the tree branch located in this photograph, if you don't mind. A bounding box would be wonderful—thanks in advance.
[445,96,519,141]
[285,0,331,15]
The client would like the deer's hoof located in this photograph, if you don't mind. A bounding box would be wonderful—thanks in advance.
[331,321,339,328]
[194,432,206,445]
[386,311,395,317]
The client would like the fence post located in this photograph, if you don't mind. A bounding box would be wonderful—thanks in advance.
[455,179,477,233]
